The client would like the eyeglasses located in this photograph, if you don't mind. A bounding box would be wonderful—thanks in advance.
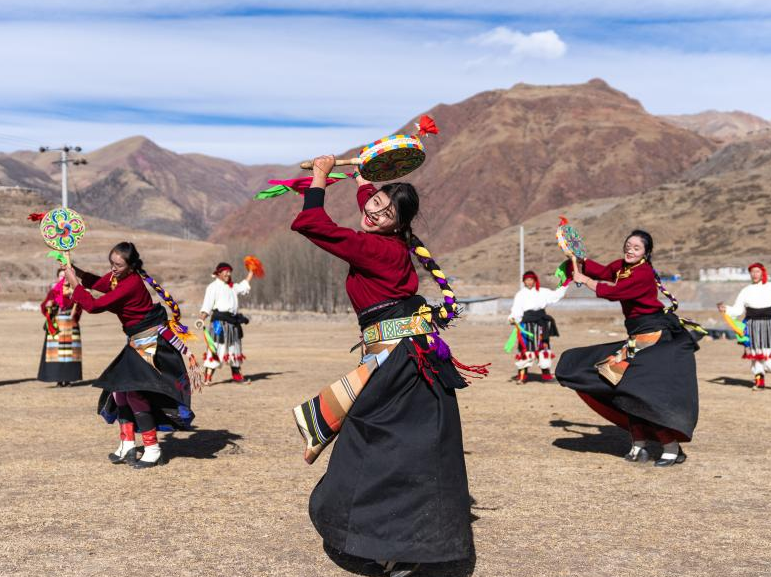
[365,196,395,222]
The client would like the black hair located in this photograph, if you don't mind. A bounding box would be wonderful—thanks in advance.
[379,182,420,237]
[110,241,144,274]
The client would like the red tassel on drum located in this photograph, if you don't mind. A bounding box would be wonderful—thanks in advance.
[558,215,569,226]
[27,212,46,222]
[417,115,439,136]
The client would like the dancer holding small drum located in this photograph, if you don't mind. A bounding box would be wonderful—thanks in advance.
[555,223,701,467]
[289,151,486,577]
[64,242,199,468]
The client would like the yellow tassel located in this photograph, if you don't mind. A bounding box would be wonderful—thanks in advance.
[441,290,454,298]
[168,321,197,343]
[432,270,446,280]
[439,308,448,318]
[414,247,431,258]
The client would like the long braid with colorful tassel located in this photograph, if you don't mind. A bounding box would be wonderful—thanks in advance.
[406,232,490,383]
[136,267,204,391]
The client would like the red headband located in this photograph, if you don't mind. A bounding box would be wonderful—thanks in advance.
[749,263,768,284]
[523,272,540,290]
[214,265,232,275]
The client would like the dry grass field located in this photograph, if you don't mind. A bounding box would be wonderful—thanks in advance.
[1,308,769,577]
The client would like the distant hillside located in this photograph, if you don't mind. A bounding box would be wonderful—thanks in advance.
[213,79,716,252]
[661,110,771,143]
[5,137,295,239]
[446,135,771,291]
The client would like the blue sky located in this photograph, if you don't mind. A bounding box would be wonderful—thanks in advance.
[1,1,769,163]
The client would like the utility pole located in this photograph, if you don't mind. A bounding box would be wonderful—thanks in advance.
[38,145,88,208]
[519,225,525,288]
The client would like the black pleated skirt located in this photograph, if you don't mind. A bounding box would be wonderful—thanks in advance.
[309,297,471,563]
[556,312,700,441]
[94,304,194,431]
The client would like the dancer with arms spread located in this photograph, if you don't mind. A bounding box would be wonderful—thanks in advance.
[196,262,253,384]
[291,155,485,577]
[507,270,567,384]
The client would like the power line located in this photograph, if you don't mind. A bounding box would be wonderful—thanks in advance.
[38,145,88,208]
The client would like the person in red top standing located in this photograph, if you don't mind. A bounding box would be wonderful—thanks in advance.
[65,242,196,469]
[556,230,700,467]
[291,155,484,577]
[37,269,83,387]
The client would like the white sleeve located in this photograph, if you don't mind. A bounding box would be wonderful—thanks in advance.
[509,291,525,323]
[541,285,568,306]
[233,279,251,296]
[200,283,216,315]
[725,287,748,318]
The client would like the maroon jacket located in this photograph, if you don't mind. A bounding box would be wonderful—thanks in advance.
[291,184,419,313]
[72,271,153,328]
[583,259,664,319]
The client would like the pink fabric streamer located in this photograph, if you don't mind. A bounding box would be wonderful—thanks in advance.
[268,173,354,194]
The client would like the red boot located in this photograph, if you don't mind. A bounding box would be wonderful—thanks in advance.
[753,374,766,391]
[541,369,554,381]
[108,421,139,464]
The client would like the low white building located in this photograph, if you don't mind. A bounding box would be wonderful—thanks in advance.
[699,267,751,282]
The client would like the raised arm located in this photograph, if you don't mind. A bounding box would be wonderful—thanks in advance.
[290,155,381,271]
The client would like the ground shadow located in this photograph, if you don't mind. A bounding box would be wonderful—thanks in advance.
[47,379,97,388]
[0,378,38,387]
[208,371,285,386]
[323,540,477,577]
[160,428,244,460]
[550,418,629,457]
[707,376,755,389]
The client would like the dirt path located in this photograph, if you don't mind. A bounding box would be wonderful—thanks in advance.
[0,309,769,577]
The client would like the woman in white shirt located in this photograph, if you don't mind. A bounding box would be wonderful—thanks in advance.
[718,263,771,390]
[508,270,568,383]
[196,262,253,384]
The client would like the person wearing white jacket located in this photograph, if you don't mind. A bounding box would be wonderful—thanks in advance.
[718,262,771,390]
[508,270,568,383]
[196,262,253,384]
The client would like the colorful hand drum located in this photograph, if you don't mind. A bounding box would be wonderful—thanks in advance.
[39,208,86,263]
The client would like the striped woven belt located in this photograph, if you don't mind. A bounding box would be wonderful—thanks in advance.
[362,315,434,345]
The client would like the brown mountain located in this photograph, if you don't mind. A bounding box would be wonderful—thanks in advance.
[212,79,716,252]
[5,137,295,239]
[661,110,771,143]
[446,133,771,292]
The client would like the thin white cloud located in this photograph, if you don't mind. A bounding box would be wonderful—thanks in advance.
[473,27,567,59]
[0,13,769,165]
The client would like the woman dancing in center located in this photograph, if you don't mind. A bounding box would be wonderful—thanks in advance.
[291,156,482,577]
[556,230,700,467]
